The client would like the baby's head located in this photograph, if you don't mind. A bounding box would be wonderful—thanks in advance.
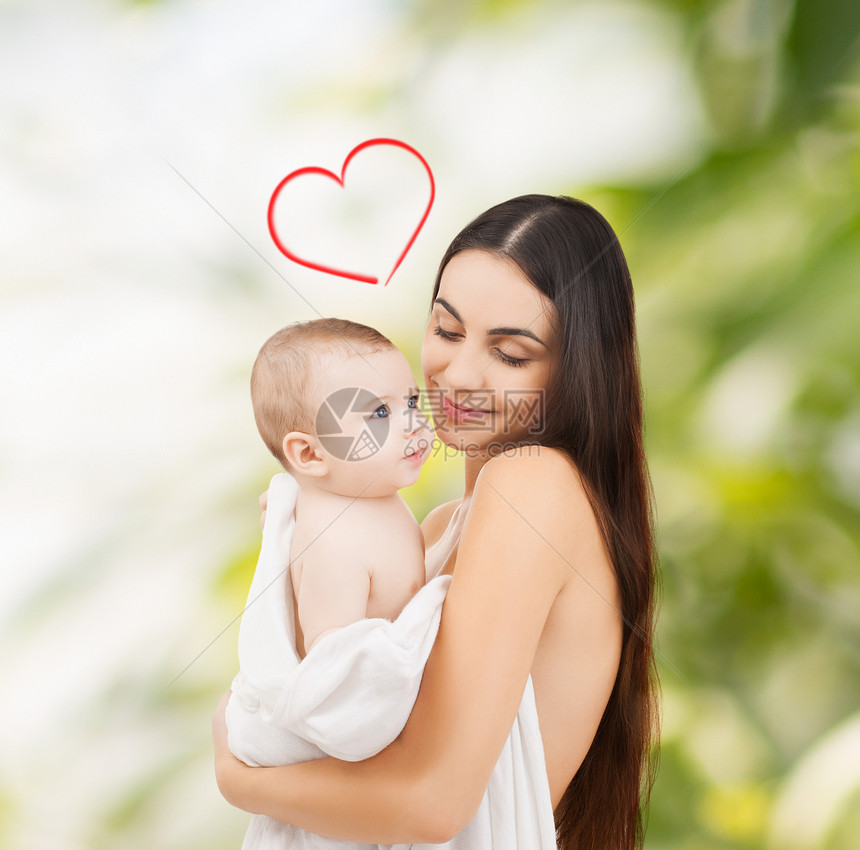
[251,318,432,497]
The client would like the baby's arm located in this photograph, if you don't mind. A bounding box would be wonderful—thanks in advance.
[297,533,372,653]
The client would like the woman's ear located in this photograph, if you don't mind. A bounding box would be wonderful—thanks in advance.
[282,431,329,477]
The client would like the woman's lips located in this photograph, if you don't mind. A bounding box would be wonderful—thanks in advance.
[441,395,493,422]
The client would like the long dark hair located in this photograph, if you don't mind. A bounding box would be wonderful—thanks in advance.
[431,195,660,850]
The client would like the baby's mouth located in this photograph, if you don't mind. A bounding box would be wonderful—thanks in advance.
[404,443,429,461]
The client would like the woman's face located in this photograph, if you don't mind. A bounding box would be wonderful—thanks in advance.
[421,249,557,457]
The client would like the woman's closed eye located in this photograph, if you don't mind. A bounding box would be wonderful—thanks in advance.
[432,324,530,368]
[432,325,460,342]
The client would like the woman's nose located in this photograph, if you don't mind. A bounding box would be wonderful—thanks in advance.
[442,346,486,393]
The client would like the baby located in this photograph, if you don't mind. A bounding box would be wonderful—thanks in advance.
[226,318,448,849]
[249,317,433,658]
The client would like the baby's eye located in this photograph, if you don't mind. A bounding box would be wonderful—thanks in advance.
[370,404,390,419]
[407,395,419,409]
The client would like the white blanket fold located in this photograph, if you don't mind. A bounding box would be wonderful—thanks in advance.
[226,472,557,849]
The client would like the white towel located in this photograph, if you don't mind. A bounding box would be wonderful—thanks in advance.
[226,472,557,849]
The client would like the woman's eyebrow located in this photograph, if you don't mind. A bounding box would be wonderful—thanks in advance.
[434,297,549,349]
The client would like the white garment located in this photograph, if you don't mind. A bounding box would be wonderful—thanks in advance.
[226,472,557,849]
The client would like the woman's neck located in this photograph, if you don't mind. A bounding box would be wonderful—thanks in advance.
[463,451,495,498]
[462,440,540,498]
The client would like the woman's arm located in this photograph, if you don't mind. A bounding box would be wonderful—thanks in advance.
[215,447,593,843]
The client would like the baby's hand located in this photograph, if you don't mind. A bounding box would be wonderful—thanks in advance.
[259,489,268,530]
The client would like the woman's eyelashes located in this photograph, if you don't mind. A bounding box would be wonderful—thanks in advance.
[431,324,530,368]
[496,349,530,368]
[432,324,460,342]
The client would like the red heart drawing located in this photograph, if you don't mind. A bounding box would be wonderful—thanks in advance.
[267,138,435,286]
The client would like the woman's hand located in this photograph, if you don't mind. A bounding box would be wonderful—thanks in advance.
[260,489,269,531]
[211,690,437,842]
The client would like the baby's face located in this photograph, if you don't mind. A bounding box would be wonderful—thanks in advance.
[309,346,433,498]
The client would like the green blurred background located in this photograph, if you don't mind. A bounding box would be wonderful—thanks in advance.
[1,0,858,848]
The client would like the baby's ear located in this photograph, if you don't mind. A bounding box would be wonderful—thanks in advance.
[282,431,329,477]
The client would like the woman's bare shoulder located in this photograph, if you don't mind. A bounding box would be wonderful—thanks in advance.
[481,445,586,497]
[475,446,607,583]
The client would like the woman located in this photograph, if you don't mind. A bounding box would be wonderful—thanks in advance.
[213,194,660,849]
